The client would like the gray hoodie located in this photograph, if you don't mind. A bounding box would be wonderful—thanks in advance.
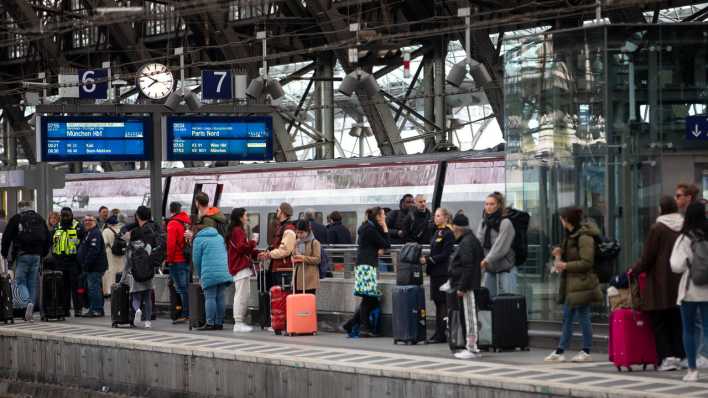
[476,218,516,273]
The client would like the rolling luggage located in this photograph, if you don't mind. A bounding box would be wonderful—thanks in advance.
[257,263,270,329]
[286,262,317,336]
[110,283,132,327]
[270,285,289,334]
[489,294,528,351]
[392,285,426,345]
[609,308,657,371]
[0,273,13,324]
[40,271,66,321]
[168,278,183,323]
[447,295,466,351]
[396,243,423,286]
[188,283,205,330]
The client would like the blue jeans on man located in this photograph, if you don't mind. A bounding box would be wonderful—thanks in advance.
[483,267,519,297]
[558,304,593,352]
[15,255,40,306]
[204,282,229,326]
[169,263,190,317]
[85,271,104,314]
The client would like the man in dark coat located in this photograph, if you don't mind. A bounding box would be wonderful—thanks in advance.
[304,209,328,244]
[405,195,433,244]
[326,211,352,244]
[77,215,108,317]
[386,194,414,244]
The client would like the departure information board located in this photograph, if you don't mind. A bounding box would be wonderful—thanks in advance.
[166,116,273,161]
[39,116,152,161]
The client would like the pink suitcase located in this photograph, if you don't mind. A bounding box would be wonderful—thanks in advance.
[285,262,317,336]
[608,308,657,371]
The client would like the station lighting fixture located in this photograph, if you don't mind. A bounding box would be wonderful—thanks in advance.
[447,59,492,88]
[164,89,202,111]
[348,123,373,138]
[338,69,380,97]
[246,76,285,100]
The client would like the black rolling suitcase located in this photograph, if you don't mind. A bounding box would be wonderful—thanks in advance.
[40,271,66,321]
[0,273,14,324]
[392,285,426,345]
[168,278,183,323]
[257,263,270,329]
[188,283,205,330]
[489,294,529,351]
[110,283,132,327]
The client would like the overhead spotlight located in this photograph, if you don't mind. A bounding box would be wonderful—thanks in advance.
[469,59,492,85]
[163,89,202,111]
[184,90,202,111]
[447,61,467,87]
[246,77,265,99]
[265,79,285,100]
[164,91,181,110]
[246,77,284,100]
[348,123,373,137]
[338,69,380,97]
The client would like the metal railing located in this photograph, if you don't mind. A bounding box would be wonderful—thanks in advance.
[323,244,431,279]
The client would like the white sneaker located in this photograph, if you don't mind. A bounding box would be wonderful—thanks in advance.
[144,321,152,329]
[233,323,253,333]
[454,349,480,360]
[544,351,566,362]
[697,355,708,369]
[24,303,33,322]
[683,369,699,382]
[658,358,678,371]
[571,351,592,362]
[134,309,143,327]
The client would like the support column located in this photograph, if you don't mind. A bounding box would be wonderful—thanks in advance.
[423,52,436,151]
[5,121,17,215]
[150,113,163,222]
[434,41,447,144]
[320,56,335,160]
[314,70,323,159]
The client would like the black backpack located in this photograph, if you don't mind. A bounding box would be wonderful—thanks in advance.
[594,236,620,283]
[17,211,47,250]
[399,242,422,264]
[129,240,154,283]
[110,228,128,257]
[504,208,530,266]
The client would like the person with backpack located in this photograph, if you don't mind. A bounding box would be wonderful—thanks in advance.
[544,207,603,363]
[48,207,84,317]
[227,208,258,333]
[420,208,455,344]
[670,201,708,382]
[193,192,227,233]
[629,196,685,371]
[166,202,191,322]
[477,192,517,296]
[258,202,296,290]
[0,201,51,321]
[293,220,321,294]
[119,206,161,328]
[102,213,126,297]
[77,215,108,317]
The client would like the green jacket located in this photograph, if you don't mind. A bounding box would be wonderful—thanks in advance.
[558,221,603,308]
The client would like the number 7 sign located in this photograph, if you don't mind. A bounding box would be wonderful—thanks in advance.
[202,70,233,100]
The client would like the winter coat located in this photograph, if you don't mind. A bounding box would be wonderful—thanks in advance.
[293,234,321,292]
[357,221,391,267]
[425,225,455,277]
[630,213,683,311]
[671,232,708,304]
[166,212,191,265]
[327,222,353,244]
[309,221,329,245]
[476,216,515,273]
[102,224,125,295]
[558,222,603,308]
[77,226,108,273]
[119,221,160,293]
[448,228,484,292]
[198,208,226,229]
[268,220,297,272]
[1,210,51,258]
[405,208,434,244]
[228,226,257,276]
[386,204,410,245]
[193,227,232,289]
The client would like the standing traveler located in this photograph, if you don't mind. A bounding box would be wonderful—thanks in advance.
[629,196,685,371]
[342,207,391,337]
[420,208,455,343]
[0,209,7,234]
[477,192,517,296]
[327,211,353,244]
[676,183,700,214]
[166,202,191,322]
[386,194,414,244]
[193,192,227,231]
[102,214,125,297]
[77,215,108,317]
[193,220,232,331]
[1,201,51,321]
[406,195,433,244]
[228,208,258,333]
[47,211,59,233]
[292,220,321,295]
[670,201,708,382]
[47,207,83,317]
[258,202,296,289]
[119,206,161,328]
[448,212,484,359]
[97,206,109,230]
[304,209,328,244]
[545,207,603,363]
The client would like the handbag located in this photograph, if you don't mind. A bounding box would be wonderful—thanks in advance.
[354,264,379,297]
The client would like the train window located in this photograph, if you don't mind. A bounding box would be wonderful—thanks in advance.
[340,211,358,241]
[297,211,323,224]
[247,213,261,243]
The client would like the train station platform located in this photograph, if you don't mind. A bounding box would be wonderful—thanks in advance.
[0,316,705,398]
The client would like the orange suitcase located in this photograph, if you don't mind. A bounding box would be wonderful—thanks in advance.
[286,262,317,336]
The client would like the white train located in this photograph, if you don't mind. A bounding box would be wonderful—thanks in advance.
[53,150,506,248]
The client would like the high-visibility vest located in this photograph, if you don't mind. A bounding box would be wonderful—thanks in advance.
[52,220,80,256]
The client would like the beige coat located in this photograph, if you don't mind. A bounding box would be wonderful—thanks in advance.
[293,238,321,292]
[102,224,125,295]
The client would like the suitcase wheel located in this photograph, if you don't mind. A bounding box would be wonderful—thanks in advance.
[312,332,317,336]
[642,364,647,371]
[112,323,117,328]
[274,330,282,336]
[616,366,621,372]
[10,319,14,324]
[626,367,633,372]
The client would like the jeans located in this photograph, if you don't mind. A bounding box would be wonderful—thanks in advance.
[169,263,190,317]
[680,301,708,369]
[483,267,518,297]
[558,304,593,352]
[204,282,229,326]
[131,290,153,322]
[85,271,104,313]
[15,255,40,306]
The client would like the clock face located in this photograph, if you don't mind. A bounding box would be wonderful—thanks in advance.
[137,63,175,100]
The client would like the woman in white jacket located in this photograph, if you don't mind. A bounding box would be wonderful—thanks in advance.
[670,201,708,382]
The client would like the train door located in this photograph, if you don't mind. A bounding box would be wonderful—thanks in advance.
[190,182,224,223]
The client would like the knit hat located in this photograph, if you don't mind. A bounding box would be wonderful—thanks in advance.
[452,213,469,227]
[279,202,293,218]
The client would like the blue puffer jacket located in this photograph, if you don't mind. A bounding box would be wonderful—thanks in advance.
[193,227,232,289]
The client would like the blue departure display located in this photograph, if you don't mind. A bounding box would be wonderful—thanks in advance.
[166,116,273,161]
[40,116,152,161]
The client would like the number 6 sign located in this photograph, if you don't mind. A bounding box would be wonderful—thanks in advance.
[78,68,108,99]
[202,70,232,100]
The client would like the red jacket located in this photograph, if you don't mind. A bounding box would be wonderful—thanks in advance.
[228,226,257,275]
[166,212,191,264]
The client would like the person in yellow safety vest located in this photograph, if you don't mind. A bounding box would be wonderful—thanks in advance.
[48,207,85,317]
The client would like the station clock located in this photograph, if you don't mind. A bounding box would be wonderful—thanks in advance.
[137,63,175,100]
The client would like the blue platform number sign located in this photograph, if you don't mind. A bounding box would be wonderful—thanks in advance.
[686,115,708,140]
[202,70,232,100]
[78,69,108,99]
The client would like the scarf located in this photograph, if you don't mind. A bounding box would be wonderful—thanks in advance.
[482,209,502,250]
[297,232,314,255]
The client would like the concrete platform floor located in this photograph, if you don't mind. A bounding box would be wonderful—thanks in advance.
[3,312,707,398]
